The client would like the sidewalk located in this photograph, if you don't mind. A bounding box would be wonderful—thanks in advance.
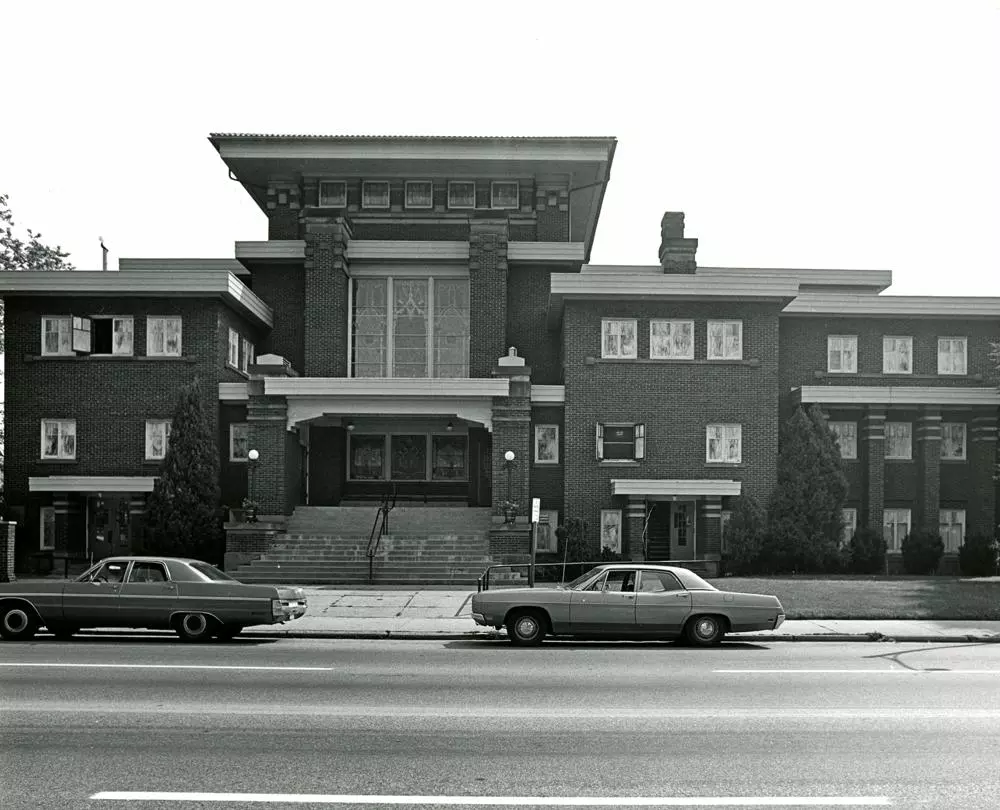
[237,588,1000,643]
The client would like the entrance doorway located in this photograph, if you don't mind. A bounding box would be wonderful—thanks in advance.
[645,501,696,562]
[87,495,131,561]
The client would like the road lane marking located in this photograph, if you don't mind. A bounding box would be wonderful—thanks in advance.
[0,663,333,672]
[89,792,892,806]
[714,669,1000,674]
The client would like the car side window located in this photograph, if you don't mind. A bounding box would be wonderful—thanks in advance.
[90,561,127,583]
[603,571,635,592]
[584,573,608,591]
[638,571,684,593]
[128,562,168,583]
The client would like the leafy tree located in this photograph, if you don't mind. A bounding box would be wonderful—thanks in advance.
[765,405,849,573]
[144,378,223,562]
[900,530,944,575]
[722,494,768,574]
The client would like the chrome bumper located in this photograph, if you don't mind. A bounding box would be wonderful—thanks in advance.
[774,613,785,630]
[472,612,487,626]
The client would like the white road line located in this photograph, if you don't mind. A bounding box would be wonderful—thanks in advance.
[0,663,333,672]
[89,792,892,806]
[714,669,1000,674]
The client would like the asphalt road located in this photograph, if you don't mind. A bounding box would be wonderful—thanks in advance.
[2,636,1000,809]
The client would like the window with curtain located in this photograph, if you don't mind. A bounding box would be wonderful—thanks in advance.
[707,321,743,360]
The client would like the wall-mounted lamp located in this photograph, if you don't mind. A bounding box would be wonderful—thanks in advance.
[345,421,355,432]
[446,421,454,432]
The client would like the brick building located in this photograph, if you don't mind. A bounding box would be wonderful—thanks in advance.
[1,134,997,580]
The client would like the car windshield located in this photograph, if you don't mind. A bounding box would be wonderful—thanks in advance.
[564,567,605,590]
[673,568,717,591]
[188,561,238,582]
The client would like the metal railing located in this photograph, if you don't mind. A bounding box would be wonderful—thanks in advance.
[477,558,714,592]
[366,486,397,584]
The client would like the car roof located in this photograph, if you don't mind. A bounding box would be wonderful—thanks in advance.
[591,563,689,575]
[98,556,202,565]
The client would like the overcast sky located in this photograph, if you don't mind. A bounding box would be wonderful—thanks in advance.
[1,0,997,295]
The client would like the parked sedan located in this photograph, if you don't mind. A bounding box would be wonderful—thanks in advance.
[0,556,307,642]
[471,564,784,646]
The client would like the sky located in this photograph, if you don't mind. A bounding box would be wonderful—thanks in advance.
[1,0,998,296]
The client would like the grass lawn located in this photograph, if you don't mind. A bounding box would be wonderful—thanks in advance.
[719,576,1000,620]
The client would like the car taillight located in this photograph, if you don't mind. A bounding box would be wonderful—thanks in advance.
[271,599,283,618]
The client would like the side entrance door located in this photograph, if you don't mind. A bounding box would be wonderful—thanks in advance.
[670,502,696,561]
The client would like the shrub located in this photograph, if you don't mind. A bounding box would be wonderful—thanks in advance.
[849,527,887,574]
[723,494,768,575]
[556,518,592,580]
[901,530,944,575]
[958,535,999,577]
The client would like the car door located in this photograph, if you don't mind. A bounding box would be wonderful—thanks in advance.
[568,570,638,633]
[117,560,177,628]
[60,559,129,626]
[634,569,692,634]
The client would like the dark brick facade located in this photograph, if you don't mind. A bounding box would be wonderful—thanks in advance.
[506,266,563,385]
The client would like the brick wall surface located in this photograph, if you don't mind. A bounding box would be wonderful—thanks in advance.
[506,267,563,384]
[561,299,782,538]
[469,220,509,377]
[219,403,249,512]
[529,405,565,518]
[245,264,305,372]
[303,219,351,377]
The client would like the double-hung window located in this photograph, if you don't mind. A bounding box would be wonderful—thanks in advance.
[147,317,182,356]
[649,320,694,359]
[145,420,171,461]
[491,181,519,209]
[447,181,475,209]
[937,338,967,375]
[241,338,254,373]
[41,316,73,355]
[41,419,76,460]
[534,425,559,464]
[405,181,433,209]
[601,319,637,359]
[827,335,857,373]
[228,328,240,368]
[230,424,249,461]
[941,423,967,460]
[362,181,390,209]
[706,424,742,464]
[885,422,912,459]
[707,321,743,360]
[841,508,858,547]
[596,423,645,461]
[883,337,912,374]
[883,509,910,553]
[939,509,965,553]
[829,422,858,460]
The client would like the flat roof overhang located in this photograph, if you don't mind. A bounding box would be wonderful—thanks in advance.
[783,293,1000,318]
[209,134,616,262]
[0,269,273,329]
[795,386,1000,407]
[611,479,743,497]
[29,476,157,493]
[548,274,800,329]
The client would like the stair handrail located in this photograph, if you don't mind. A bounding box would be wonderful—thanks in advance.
[366,485,398,584]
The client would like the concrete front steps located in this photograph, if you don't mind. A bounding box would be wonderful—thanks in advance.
[286,506,494,537]
[234,531,494,586]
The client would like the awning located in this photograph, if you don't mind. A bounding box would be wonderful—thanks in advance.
[29,476,157,494]
[611,479,742,497]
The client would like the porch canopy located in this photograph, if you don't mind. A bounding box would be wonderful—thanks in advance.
[29,476,157,493]
[611,479,742,498]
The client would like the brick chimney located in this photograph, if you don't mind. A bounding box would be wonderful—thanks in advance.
[658,212,698,274]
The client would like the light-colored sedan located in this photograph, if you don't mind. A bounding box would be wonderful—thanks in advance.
[471,564,784,646]
[0,556,307,642]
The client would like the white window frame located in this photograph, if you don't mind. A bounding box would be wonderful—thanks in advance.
[241,337,254,374]
[447,181,476,209]
[601,318,638,359]
[596,423,645,462]
[227,328,240,368]
[829,421,858,460]
[110,316,134,356]
[41,419,76,460]
[707,320,743,360]
[599,509,623,554]
[230,423,250,462]
[40,506,56,551]
[939,509,966,553]
[490,181,519,210]
[937,337,967,375]
[318,180,347,207]
[706,424,742,464]
[405,180,434,209]
[841,508,858,547]
[144,420,171,461]
[649,319,695,360]
[827,335,858,373]
[147,316,182,357]
[883,508,911,553]
[882,336,913,374]
[362,180,390,209]
[941,423,967,460]
[534,425,560,465]
[41,316,73,356]
[885,422,913,460]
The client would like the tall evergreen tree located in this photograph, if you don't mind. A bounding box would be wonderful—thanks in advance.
[145,378,223,561]
[765,405,849,572]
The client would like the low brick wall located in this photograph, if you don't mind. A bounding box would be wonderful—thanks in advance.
[0,521,16,583]
[224,521,285,573]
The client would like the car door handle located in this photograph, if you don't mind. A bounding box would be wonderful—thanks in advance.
[673,592,690,598]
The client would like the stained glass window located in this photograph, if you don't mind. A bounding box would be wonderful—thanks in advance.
[352,278,388,377]
[432,436,467,480]
[391,435,426,480]
[351,435,385,480]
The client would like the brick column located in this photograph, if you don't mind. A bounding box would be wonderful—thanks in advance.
[0,521,16,583]
[535,184,570,241]
[247,379,290,518]
[491,361,531,519]
[699,496,723,559]
[915,407,942,534]
[861,407,886,531]
[469,217,509,377]
[303,217,352,377]
[969,415,998,537]
[625,496,646,561]
[266,182,301,239]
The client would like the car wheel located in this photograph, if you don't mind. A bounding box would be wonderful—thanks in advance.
[506,609,546,646]
[216,625,244,641]
[684,614,725,646]
[0,605,39,641]
[48,623,78,641]
[174,613,214,643]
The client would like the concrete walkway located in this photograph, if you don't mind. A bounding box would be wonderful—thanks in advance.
[239,587,1000,643]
